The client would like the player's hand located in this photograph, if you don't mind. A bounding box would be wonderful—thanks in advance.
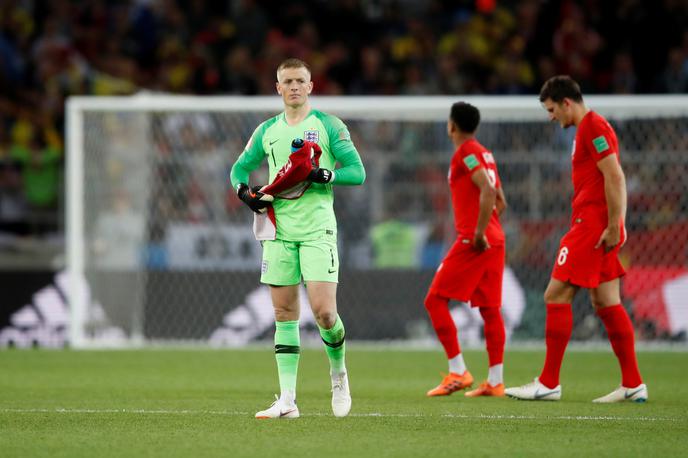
[620,224,628,248]
[472,232,490,251]
[307,167,334,183]
[237,183,273,214]
[595,226,621,253]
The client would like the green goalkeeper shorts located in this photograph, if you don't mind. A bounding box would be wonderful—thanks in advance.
[260,233,339,285]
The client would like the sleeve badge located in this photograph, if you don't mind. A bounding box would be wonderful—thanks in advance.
[463,154,480,170]
[592,135,610,153]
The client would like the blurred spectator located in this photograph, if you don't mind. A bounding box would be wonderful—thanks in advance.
[370,216,417,269]
[370,198,418,268]
[1,0,687,242]
[91,189,144,269]
[9,126,61,235]
[420,220,448,270]
[658,47,688,93]
[0,129,27,236]
[610,52,637,94]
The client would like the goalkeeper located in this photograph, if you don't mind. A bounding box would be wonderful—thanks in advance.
[230,58,365,419]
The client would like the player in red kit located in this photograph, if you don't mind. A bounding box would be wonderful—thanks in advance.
[425,102,509,398]
[505,76,647,403]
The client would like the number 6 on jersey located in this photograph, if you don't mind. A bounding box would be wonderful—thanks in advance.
[557,246,569,266]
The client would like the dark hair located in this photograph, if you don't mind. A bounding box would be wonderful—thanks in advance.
[277,58,311,75]
[449,102,480,133]
[539,75,583,103]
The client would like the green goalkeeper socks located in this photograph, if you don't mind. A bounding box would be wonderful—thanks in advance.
[318,314,346,375]
[274,320,300,399]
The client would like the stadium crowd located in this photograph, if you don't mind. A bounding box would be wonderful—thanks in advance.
[1,0,687,242]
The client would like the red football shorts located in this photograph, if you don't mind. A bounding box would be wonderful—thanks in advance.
[551,207,626,288]
[428,239,505,308]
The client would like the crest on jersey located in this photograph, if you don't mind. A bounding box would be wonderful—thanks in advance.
[304,129,319,143]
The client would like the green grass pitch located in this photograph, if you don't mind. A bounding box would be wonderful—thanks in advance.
[1,347,687,457]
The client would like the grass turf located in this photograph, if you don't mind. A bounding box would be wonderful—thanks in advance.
[1,348,686,457]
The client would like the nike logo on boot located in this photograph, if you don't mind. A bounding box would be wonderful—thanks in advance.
[624,388,643,399]
[534,388,559,399]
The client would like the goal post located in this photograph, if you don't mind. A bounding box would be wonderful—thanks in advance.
[66,94,688,348]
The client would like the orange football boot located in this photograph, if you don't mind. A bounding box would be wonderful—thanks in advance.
[426,371,474,396]
[464,381,505,397]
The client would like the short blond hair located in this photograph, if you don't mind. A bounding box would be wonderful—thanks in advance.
[276,58,311,79]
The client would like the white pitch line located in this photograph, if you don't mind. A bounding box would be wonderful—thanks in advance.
[0,408,682,422]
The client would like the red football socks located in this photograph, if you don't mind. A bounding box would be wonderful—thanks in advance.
[539,303,573,389]
[424,293,460,358]
[597,304,643,387]
[479,307,505,366]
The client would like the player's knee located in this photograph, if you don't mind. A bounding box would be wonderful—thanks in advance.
[590,298,605,311]
[478,306,499,321]
[544,288,567,304]
[313,309,337,328]
[424,292,442,311]
[272,300,299,321]
[273,306,297,322]
[543,286,556,303]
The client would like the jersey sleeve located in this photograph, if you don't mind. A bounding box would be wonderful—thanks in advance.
[324,114,365,185]
[458,144,485,175]
[494,165,502,189]
[230,122,267,189]
[586,118,617,162]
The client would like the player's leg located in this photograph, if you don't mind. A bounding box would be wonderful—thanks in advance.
[465,246,506,397]
[255,240,302,419]
[464,307,505,397]
[540,278,577,388]
[506,224,587,401]
[305,281,345,375]
[305,281,350,417]
[424,291,474,396]
[424,242,482,396]
[590,278,647,403]
[505,278,576,400]
[301,236,350,417]
[424,291,463,375]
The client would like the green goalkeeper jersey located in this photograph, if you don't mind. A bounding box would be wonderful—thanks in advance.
[230,109,365,241]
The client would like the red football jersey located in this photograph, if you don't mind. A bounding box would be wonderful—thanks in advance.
[571,111,620,211]
[448,138,505,245]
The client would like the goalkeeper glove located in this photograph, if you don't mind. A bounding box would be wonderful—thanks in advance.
[237,183,272,214]
[308,168,334,184]
[291,137,332,183]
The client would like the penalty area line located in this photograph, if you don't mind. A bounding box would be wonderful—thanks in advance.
[0,408,681,422]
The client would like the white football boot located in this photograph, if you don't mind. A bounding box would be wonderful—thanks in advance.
[505,378,561,401]
[593,384,648,403]
[331,372,352,417]
[255,395,300,419]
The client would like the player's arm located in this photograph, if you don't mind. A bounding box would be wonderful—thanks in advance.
[230,125,270,213]
[311,114,365,185]
[595,154,627,252]
[230,130,265,190]
[495,186,508,216]
[471,168,497,251]
[329,144,365,185]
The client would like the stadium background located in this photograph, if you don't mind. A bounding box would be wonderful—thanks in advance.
[1,0,687,347]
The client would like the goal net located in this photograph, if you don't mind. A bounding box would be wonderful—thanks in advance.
[66,95,688,348]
